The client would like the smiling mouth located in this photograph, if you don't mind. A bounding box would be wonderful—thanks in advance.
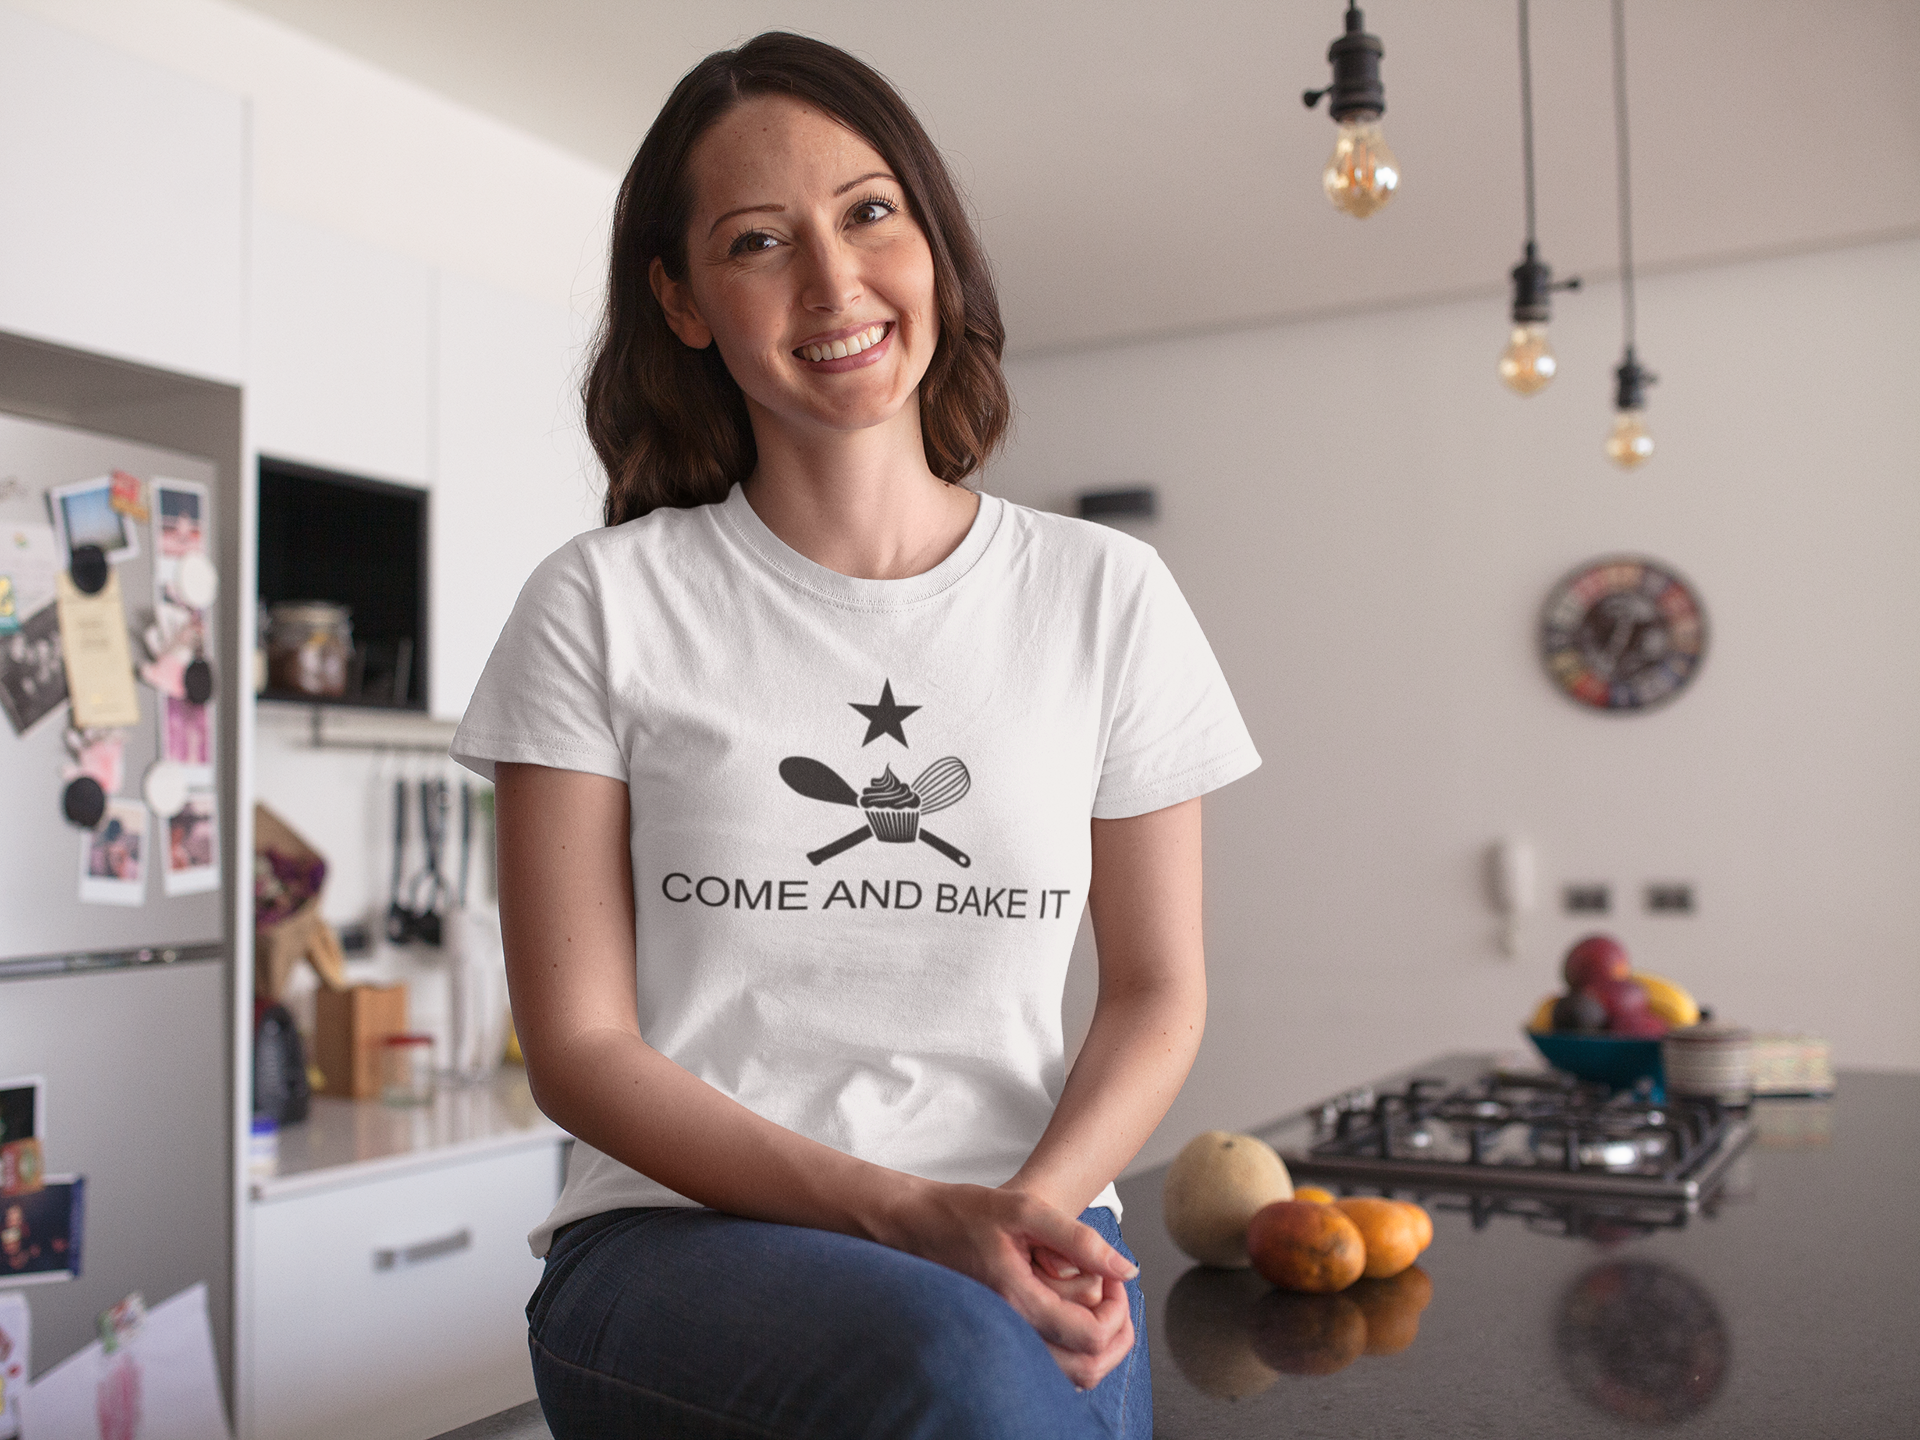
[795,322,890,363]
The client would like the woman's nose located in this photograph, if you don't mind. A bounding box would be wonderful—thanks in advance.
[798,234,863,313]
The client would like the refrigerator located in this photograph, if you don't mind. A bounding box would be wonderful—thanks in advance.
[0,407,233,1399]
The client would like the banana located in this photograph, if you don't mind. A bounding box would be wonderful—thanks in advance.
[1634,972,1700,1028]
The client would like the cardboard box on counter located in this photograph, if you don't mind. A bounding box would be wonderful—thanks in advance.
[313,983,408,1099]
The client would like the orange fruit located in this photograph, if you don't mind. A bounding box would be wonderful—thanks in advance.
[1249,1291,1368,1375]
[1294,1185,1337,1204]
[1349,1265,1433,1354]
[1333,1197,1426,1279]
[1247,1201,1366,1293]
[1401,1200,1433,1254]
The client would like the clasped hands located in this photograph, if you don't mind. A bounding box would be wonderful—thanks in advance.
[880,1181,1137,1392]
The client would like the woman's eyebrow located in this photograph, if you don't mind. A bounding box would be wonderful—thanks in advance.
[706,173,897,238]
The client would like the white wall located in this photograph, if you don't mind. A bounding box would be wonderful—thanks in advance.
[993,238,1920,1172]
[9,0,617,316]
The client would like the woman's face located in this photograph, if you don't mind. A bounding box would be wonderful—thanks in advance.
[654,95,939,444]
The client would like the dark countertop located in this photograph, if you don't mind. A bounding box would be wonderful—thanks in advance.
[1114,1063,1919,1439]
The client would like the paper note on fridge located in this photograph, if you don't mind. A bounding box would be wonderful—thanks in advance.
[54,569,140,729]
[2,521,61,626]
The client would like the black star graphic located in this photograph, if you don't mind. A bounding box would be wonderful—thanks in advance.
[849,679,920,747]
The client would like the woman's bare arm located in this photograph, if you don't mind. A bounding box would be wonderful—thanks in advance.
[494,761,1137,1387]
[1005,797,1208,1217]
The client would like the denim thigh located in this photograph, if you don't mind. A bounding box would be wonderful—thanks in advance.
[526,1204,1151,1440]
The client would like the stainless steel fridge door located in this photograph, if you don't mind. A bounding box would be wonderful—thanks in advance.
[0,410,222,963]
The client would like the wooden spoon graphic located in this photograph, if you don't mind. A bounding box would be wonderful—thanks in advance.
[779,756,972,867]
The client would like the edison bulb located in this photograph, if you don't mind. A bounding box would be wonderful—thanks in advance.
[1323,113,1398,218]
[1606,409,1655,469]
[1498,323,1557,395]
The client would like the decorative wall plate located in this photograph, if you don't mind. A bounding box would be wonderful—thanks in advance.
[1541,556,1707,711]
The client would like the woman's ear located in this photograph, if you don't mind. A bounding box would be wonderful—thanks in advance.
[650,257,714,349]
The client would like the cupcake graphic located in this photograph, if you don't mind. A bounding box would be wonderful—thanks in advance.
[859,765,921,842]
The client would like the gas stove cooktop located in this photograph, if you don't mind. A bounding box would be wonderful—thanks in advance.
[1255,1053,1755,1209]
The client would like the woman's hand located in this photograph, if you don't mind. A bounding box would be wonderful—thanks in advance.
[873,1181,1136,1391]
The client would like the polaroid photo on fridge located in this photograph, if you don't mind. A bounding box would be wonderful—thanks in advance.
[152,478,209,641]
[0,1176,85,1285]
[0,1078,45,1151]
[0,602,65,737]
[162,782,220,898]
[79,798,148,907]
[158,692,213,768]
[46,476,138,566]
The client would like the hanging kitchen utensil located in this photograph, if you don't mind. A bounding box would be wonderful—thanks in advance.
[402,777,449,947]
[458,780,472,908]
[384,777,413,945]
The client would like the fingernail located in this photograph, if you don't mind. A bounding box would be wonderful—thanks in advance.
[1122,1263,1140,1280]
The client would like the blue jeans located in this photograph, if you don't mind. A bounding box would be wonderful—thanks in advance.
[527,1204,1151,1439]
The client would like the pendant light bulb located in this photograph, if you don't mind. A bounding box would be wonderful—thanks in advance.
[1606,350,1658,470]
[1303,5,1397,219]
[1323,113,1399,218]
[1499,322,1556,395]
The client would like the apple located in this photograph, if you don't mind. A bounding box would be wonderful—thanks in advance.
[1551,992,1610,1033]
[1583,976,1651,1029]
[1609,1009,1670,1039]
[1563,934,1631,991]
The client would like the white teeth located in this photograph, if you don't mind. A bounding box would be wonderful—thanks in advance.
[800,324,886,363]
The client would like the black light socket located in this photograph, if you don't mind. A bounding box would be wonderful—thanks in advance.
[1509,242,1580,325]
[1303,5,1386,121]
[1614,349,1658,410]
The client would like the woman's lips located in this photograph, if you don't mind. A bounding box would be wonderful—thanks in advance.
[794,321,893,373]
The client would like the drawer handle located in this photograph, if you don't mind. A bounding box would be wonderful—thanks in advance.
[373,1227,472,1271]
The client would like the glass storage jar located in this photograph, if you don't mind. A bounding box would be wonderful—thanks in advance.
[379,1033,437,1107]
[265,601,352,698]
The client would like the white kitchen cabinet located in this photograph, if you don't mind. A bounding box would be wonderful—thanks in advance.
[249,1136,560,1440]
[0,8,245,382]
[249,208,435,485]
[430,272,600,720]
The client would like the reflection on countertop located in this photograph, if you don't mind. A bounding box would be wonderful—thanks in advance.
[1119,1069,1919,1439]
[253,1067,562,1203]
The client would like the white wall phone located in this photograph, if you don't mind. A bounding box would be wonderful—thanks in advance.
[1486,837,1537,957]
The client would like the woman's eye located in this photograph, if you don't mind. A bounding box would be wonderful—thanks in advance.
[850,199,896,225]
[729,231,778,256]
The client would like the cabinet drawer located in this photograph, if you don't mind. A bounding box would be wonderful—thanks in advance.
[251,1142,558,1440]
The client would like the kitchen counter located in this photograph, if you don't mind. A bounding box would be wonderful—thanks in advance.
[252,1066,563,1202]
[1114,1060,1919,1438]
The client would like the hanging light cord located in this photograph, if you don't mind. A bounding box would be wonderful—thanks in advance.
[1518,0,1537,248]
[1611,0,1637,351]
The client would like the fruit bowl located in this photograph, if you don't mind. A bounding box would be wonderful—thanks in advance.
[1525,1029,1665,1091]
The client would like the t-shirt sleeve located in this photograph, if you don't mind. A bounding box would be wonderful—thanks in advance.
[449,539,627,784]
[1093,551,1261,819]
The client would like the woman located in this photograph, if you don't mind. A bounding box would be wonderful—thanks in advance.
[451,31,1259,1439]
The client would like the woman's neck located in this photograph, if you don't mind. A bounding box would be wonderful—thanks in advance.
[741,401,980,581]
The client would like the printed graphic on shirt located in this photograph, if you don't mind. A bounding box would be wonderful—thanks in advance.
[778,754,972,867]
[848,678,920,746]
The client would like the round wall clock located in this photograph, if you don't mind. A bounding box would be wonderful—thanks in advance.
[1540,556,1707,712]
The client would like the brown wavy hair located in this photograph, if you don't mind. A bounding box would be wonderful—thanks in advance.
[585,32,1011,527]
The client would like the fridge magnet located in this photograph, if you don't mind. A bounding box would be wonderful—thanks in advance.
[54,569,141,729]
[79,799,147,907]
[60,776,106,829]
[159,694,211,767]
[0,1139,42,1197]
[107,470,148,523]
[45,476,138,566]
[0,1175,84,1285]
[18,1282,230,1440]
[66,543,108,596]
[141,759,189,818]
[0,604,65,736]
[151,479,208,644]
[0,578,13,638]
[162,784,219,898]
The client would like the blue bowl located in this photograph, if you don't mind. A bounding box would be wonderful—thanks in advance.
[1526,1028,1665,1091]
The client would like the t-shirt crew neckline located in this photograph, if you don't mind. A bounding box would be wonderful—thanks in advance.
[719,482,1005,611]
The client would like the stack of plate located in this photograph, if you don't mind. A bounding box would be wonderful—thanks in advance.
[1661,1022,1754,1104]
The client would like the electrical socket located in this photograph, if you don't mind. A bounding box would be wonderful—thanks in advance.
[1563,883,1611,915]
[1646,883,1695,915]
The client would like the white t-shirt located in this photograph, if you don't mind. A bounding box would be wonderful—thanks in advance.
[451,484,1260,1254]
